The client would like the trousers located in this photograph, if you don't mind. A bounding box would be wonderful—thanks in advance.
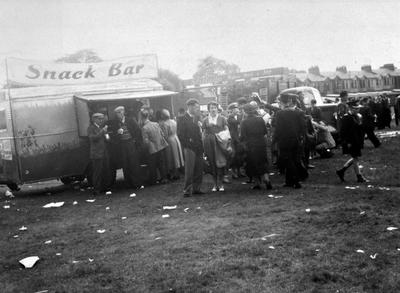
[183,148,203,194]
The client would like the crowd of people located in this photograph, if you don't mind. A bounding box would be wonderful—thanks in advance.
[87,90,395,196]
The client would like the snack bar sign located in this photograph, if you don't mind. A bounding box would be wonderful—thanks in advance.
[6,55,158,86]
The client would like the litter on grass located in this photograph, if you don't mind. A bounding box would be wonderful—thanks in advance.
[105,191,112,195]
[121,217,127,220]
[360,211,366,215]
[56,253,61,256]
[5,190,14,198]
[72,260,80,264]
[19,256,39,268]
[345,186,360,190]
[43,202,64,208]
[105,207,110,210]
[88,258,94,262]
[86,199,95,203]
[13,235,18,238]
[268,246,275,249]
[386,227,398,231]
[34,290,48,293]
[162,214,170,218]
[140,186,144,189]
[356,249,365,254]
[184,208,189,213]
[3,205,10,209]
[97,229,106,234]
[129,193,136,197]
[305,209,311,213]
[44,240,52,244]
[378,187,391,191]
[370,253,378,259]
[196,207,201,210]
[155,237,163,240]
[263,233,279,238]
[73,201,78,205]
[19,226,27,231]
[163,205,177,210]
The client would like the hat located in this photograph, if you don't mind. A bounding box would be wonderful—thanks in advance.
[237,97,248,105]
[227,102,239,110]
[186,98,199,106]
[92,113,104,119]
[114,106,125,113]
[243,103,258,115]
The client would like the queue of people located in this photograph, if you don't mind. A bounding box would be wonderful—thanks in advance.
[87,89,389,196]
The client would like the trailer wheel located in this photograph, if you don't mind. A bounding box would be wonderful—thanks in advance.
[60,175,86,185]
[7,183,20,191]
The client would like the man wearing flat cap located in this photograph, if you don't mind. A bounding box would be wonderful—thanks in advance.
[227,102,242,178]
[177,98,204,196]
[108,106,143,189]
[87,113,111,195]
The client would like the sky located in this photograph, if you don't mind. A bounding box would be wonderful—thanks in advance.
[0,0,400,81]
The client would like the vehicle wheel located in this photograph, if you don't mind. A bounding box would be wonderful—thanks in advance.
[60,176,73,185]
[7,183,20,191]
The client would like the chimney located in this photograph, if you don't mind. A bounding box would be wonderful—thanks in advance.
[336,66,347,73]
[381,63,395,71]
[308,66,320,76]
[361,65,372,72]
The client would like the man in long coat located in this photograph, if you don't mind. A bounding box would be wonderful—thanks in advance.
[87,113,111,195]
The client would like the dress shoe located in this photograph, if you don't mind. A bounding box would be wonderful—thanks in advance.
[336,169,345,182]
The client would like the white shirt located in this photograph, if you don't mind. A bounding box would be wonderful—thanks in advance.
[208,114,218,125]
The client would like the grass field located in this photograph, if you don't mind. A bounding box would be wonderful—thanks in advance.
[1,134,400,293]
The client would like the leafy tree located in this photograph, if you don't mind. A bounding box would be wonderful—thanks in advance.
[56,49,102,63]
[193,56,240,83]
[158,69,183,92]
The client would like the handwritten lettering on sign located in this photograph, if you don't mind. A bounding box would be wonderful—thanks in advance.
[6,55,158,86]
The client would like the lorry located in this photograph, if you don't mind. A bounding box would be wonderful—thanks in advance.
[0,56,177,190]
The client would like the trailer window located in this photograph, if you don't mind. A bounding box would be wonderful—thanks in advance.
[0,109,7,131]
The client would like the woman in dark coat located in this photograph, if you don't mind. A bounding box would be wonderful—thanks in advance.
[202,102,229,192]
[240,103,272,190]
[336,102,367,183]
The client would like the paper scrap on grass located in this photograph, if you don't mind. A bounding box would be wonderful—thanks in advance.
[44,240,52,244]
[155,237,162,240]
[86,199,95,203]
[397,248,400,251]
[13,235,19,238]
[370,253,378,259]
[184,208,189,213]
[72,260,80,264]
[129,193,136,197]
[56,253,61,256]
[268,246,275,250]
[5,190,14,198]
[140,186,144,189]
[345,186,360,190]
[305,209,311,213]
[162,214,170,218]
[88,258,94,262]
[73,201,78,205]
[387,227,398,231]
[360,211,366,215]
[105,207,110,210]
[43,202,64,208]
[379,187,391,191]
[80,188,85,191]
[97,229,106,234]
[19,226,27,231]
[121,217,127,220]
[163,205,177,210]
[196,207,201,210]
[356,249,365,254]
[3,205,10,209]
[105,191,112,195]
[19,256,39,268]
[34,290,49,293]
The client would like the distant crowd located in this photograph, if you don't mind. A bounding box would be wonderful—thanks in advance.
[87,90,398,196]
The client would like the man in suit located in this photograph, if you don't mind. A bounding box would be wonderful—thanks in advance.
[87,113,111,195]
[227,102,242,179]
[108,106,143,189]
[177,98,204,197]
[274,93,306,189]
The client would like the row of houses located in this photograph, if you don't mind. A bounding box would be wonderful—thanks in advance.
[184,63,400,104]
